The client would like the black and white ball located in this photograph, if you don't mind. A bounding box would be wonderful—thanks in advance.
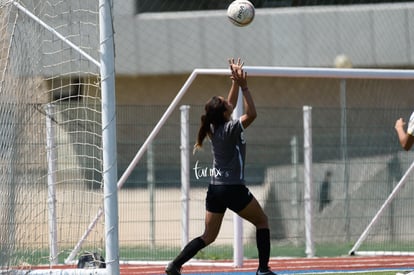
[227,0,255,27]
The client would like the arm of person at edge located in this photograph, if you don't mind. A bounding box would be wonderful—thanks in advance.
[228,58,257,129]
[395,117,414,151]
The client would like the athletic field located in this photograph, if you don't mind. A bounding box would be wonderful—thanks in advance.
[116,256,414,274]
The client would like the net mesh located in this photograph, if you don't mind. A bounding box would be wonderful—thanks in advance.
[0,0,103,269]
[115,76,414,260]
[111,0,414,259]
[2,0,414,269]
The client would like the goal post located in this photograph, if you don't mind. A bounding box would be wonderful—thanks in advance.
[99,0,119,273]
[113,66,414,265]
[72,65,414,266]
[0,0,118,274]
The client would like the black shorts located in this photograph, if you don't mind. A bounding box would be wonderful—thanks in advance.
[206,184,254,214]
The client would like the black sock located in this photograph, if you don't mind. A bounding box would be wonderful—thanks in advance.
[172,237,206,268]
[256,228,270,271]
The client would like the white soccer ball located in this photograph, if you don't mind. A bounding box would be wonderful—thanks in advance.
[227,0,255,27]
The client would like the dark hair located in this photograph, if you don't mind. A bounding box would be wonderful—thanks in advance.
[194,96,227,152]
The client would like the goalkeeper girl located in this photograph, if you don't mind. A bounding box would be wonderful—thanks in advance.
[166,58,276,275]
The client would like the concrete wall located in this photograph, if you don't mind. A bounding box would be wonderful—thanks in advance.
[115,74,414,108]
[112,2,414,108]
[113,2,414,75]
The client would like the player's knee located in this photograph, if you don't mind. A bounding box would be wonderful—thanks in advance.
[255,213,269,229]
[201,229,220,245]
[201,234,217,245]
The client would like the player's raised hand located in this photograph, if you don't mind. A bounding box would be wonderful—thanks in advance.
[395,118,406,130]
[229,58,247,89]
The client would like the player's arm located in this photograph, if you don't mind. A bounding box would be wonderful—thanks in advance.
[228,58,244,108]
[239,87,257,129]
[228,58,256,128]
[228,79,239,109]
[395,118,414,151]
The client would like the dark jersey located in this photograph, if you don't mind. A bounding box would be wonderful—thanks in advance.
[210,118,246,185]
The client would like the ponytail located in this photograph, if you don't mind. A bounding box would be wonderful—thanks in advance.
[194,96,227,154]
[194,114,210,154]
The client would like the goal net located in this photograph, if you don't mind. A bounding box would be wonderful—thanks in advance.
[0,0,115,273]
[349,157,414,256]
[179,67,414,262]
[3,0,414,271]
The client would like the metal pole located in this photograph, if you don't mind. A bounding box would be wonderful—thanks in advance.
[180,105,191,248]
[147,142,155,249]
[340,80,351,241]
[45,104,58,265]
[335,54,352,242]
[303,106,314,257]
[290,136,299,245]
[99,0,119,273]
[233,90,244,267]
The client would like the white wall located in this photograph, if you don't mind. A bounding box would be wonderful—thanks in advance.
[113,3,414,75]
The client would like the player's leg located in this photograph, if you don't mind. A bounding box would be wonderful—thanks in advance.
[237,197,276,275]
[166,211,224,275]
[166,184,227,275]
[237,196,268,228]
[201,210,225,244]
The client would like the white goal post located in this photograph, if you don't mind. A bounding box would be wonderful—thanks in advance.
[70,65,414,266]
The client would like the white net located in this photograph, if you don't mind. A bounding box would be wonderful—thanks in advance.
[113,69,414,262]
[0,0,104,270]
[3,0,414,270]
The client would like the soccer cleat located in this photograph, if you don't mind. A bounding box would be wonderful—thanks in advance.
[165,262,181,275]
[256,268,277,275]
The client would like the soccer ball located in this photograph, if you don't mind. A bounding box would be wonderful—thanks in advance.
[227,0,255,27]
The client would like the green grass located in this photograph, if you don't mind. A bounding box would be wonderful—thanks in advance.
[117,243,356,261]
[5,244,351,264]
[194,242,414,260]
